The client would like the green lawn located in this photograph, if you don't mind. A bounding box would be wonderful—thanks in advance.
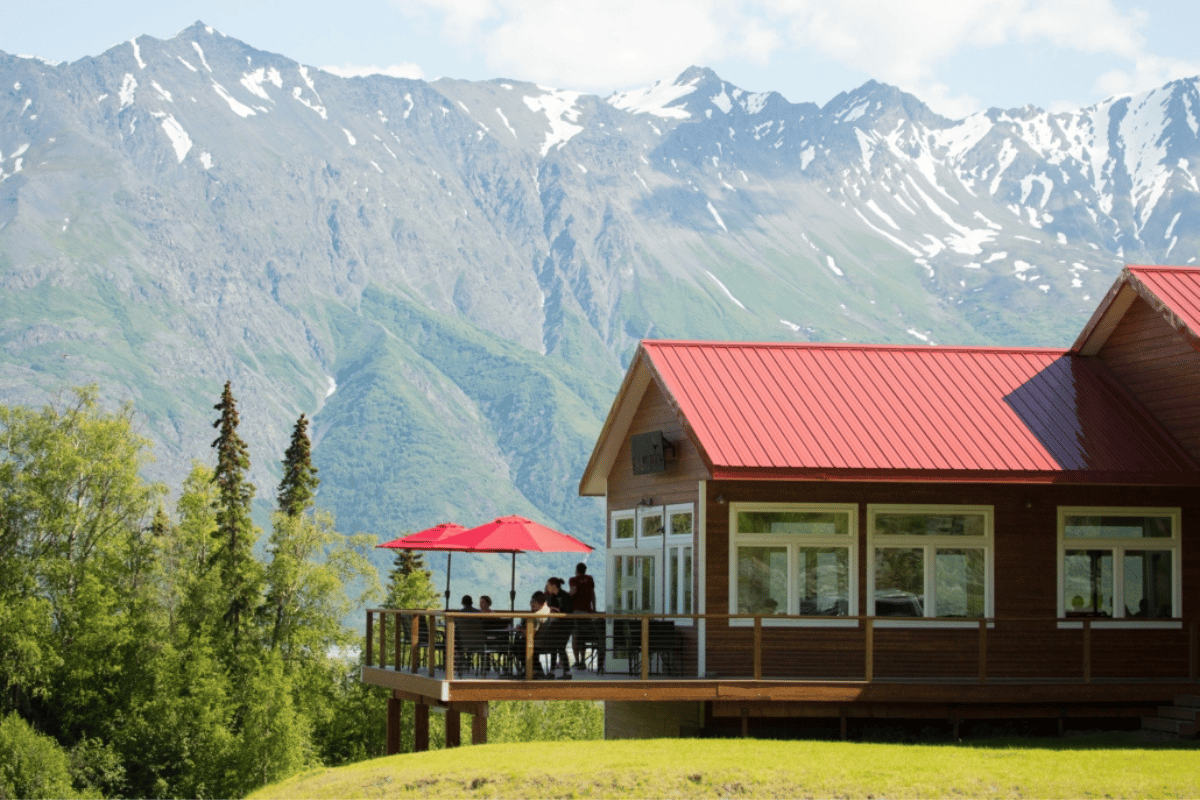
[249,734,1200,799]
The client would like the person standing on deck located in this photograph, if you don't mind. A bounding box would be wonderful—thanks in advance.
[569,562,596,670]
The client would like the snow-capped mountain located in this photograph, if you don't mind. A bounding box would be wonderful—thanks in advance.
[3,24,1199,587]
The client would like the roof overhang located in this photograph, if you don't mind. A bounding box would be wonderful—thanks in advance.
[710,466,1200,486]
[1073,265,1200,355]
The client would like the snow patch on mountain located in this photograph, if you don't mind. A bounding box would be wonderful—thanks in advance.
[159,115,192,162]
[191,42,212,72]
[119,74,137,109]
[211,81,255,117]
[608,77,696,119]
[523,88,583,157]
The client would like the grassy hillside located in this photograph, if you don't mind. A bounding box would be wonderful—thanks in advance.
[250,735,1200,799]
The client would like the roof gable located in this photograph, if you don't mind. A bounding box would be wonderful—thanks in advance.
[1074,265,1200,355]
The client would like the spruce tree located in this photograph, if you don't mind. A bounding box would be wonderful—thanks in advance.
[210,380,260,652]
[277,414,318,518]
[383,548,438,610]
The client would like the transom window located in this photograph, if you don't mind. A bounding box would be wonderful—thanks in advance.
[1058,507,1180,621]
[729,504,857,622]
[867,505,993,620]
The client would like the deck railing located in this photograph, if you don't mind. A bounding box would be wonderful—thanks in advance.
[365,609,1200,684]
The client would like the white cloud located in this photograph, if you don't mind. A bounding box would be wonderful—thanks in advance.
[399,0,1200,115]
[321,62,425,80]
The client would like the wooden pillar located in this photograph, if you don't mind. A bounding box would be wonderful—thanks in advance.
[386,694,402,755]
[394,613,403,671]
[471,703,489,745]
[864,618,874,682]
[380,611,388,668]
[446,709,461,748]
[1082,619,1091,684]
[1190,621,1197,683]
[366,611,374,667]
[414,703,430,752]
[640,616,651,681]
[753,617,762,681]
[978,618,988,684]
[525,618,535,680]
[740,707,749,738]
[839,709,848,741]
[446,616,456,682]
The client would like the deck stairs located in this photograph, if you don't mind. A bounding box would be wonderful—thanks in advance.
[1141,695,1200,737]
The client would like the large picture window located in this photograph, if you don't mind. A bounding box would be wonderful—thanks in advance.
[867,505,993,621]
[729,504,857,624]
[1058,507,1180,622]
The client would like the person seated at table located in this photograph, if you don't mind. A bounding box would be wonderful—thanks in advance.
[460,595,479,612]
[544,578,574,679]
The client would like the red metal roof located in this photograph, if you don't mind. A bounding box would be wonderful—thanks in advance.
[640,340,1198,483]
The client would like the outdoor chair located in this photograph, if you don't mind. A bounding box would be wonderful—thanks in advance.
[573,618,606,674]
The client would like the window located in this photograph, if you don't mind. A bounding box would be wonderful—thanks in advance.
[729,504,857,624]
[666,505,694,616]
[867,505,992,621]
[608,504,695,616]
[1058,507,1180,622]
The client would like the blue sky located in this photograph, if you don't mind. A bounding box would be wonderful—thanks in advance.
[4,0,1200,118]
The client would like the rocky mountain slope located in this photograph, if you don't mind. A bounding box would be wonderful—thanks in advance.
[3,22,1199,599]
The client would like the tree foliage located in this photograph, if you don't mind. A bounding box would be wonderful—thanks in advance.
[277,414,318,518]
[210,381,261,653]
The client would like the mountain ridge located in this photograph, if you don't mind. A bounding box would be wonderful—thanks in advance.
[4,22,1200,602]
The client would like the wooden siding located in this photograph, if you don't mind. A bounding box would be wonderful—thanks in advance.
[1098,295,1200,462]
[605,378,709,521]
[705,480,1200,681]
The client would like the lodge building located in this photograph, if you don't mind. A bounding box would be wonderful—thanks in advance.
[363,264,1200,748]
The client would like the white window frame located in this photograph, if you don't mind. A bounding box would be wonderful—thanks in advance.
[610,508,637,549]
[866,504,994,628]
[728,502,859,628]
[665,503,695,622]
[1057,506,1182,630]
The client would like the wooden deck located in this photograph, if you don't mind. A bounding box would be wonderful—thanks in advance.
[362,608,1199,705]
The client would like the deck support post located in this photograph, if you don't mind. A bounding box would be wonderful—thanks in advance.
[1082,619,1091,684]
[410,616,421,672]
[1190,621,1197,683]
[379,611,387,668]
[366,611,374,668]
[471,703,489,745]
[740,707,749,738]
[446,616,456,682]
[753,617,762,681]
[839,708,847,741]
[864,618,874,682]
[525,618,535,681]
[394,612,403,671]
[414,703,430,752]
[426,614,437,676]
[446,709,461,748]
[641,616,650,682]
[386,694,401,755]
[978,619,987,684]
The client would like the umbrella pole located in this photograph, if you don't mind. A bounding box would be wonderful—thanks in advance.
[444,552,452,611]
[509,553,517,611]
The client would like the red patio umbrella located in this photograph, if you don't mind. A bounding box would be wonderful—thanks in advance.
[377,522,469,610]
[434,515,593,610]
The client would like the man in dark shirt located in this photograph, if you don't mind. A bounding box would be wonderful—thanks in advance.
[569,563,596,670]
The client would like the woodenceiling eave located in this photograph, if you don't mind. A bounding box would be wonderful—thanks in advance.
[578,350,656,497]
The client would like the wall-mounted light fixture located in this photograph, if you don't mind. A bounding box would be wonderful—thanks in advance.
[715,494,726,505]
[638,497,655,507]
